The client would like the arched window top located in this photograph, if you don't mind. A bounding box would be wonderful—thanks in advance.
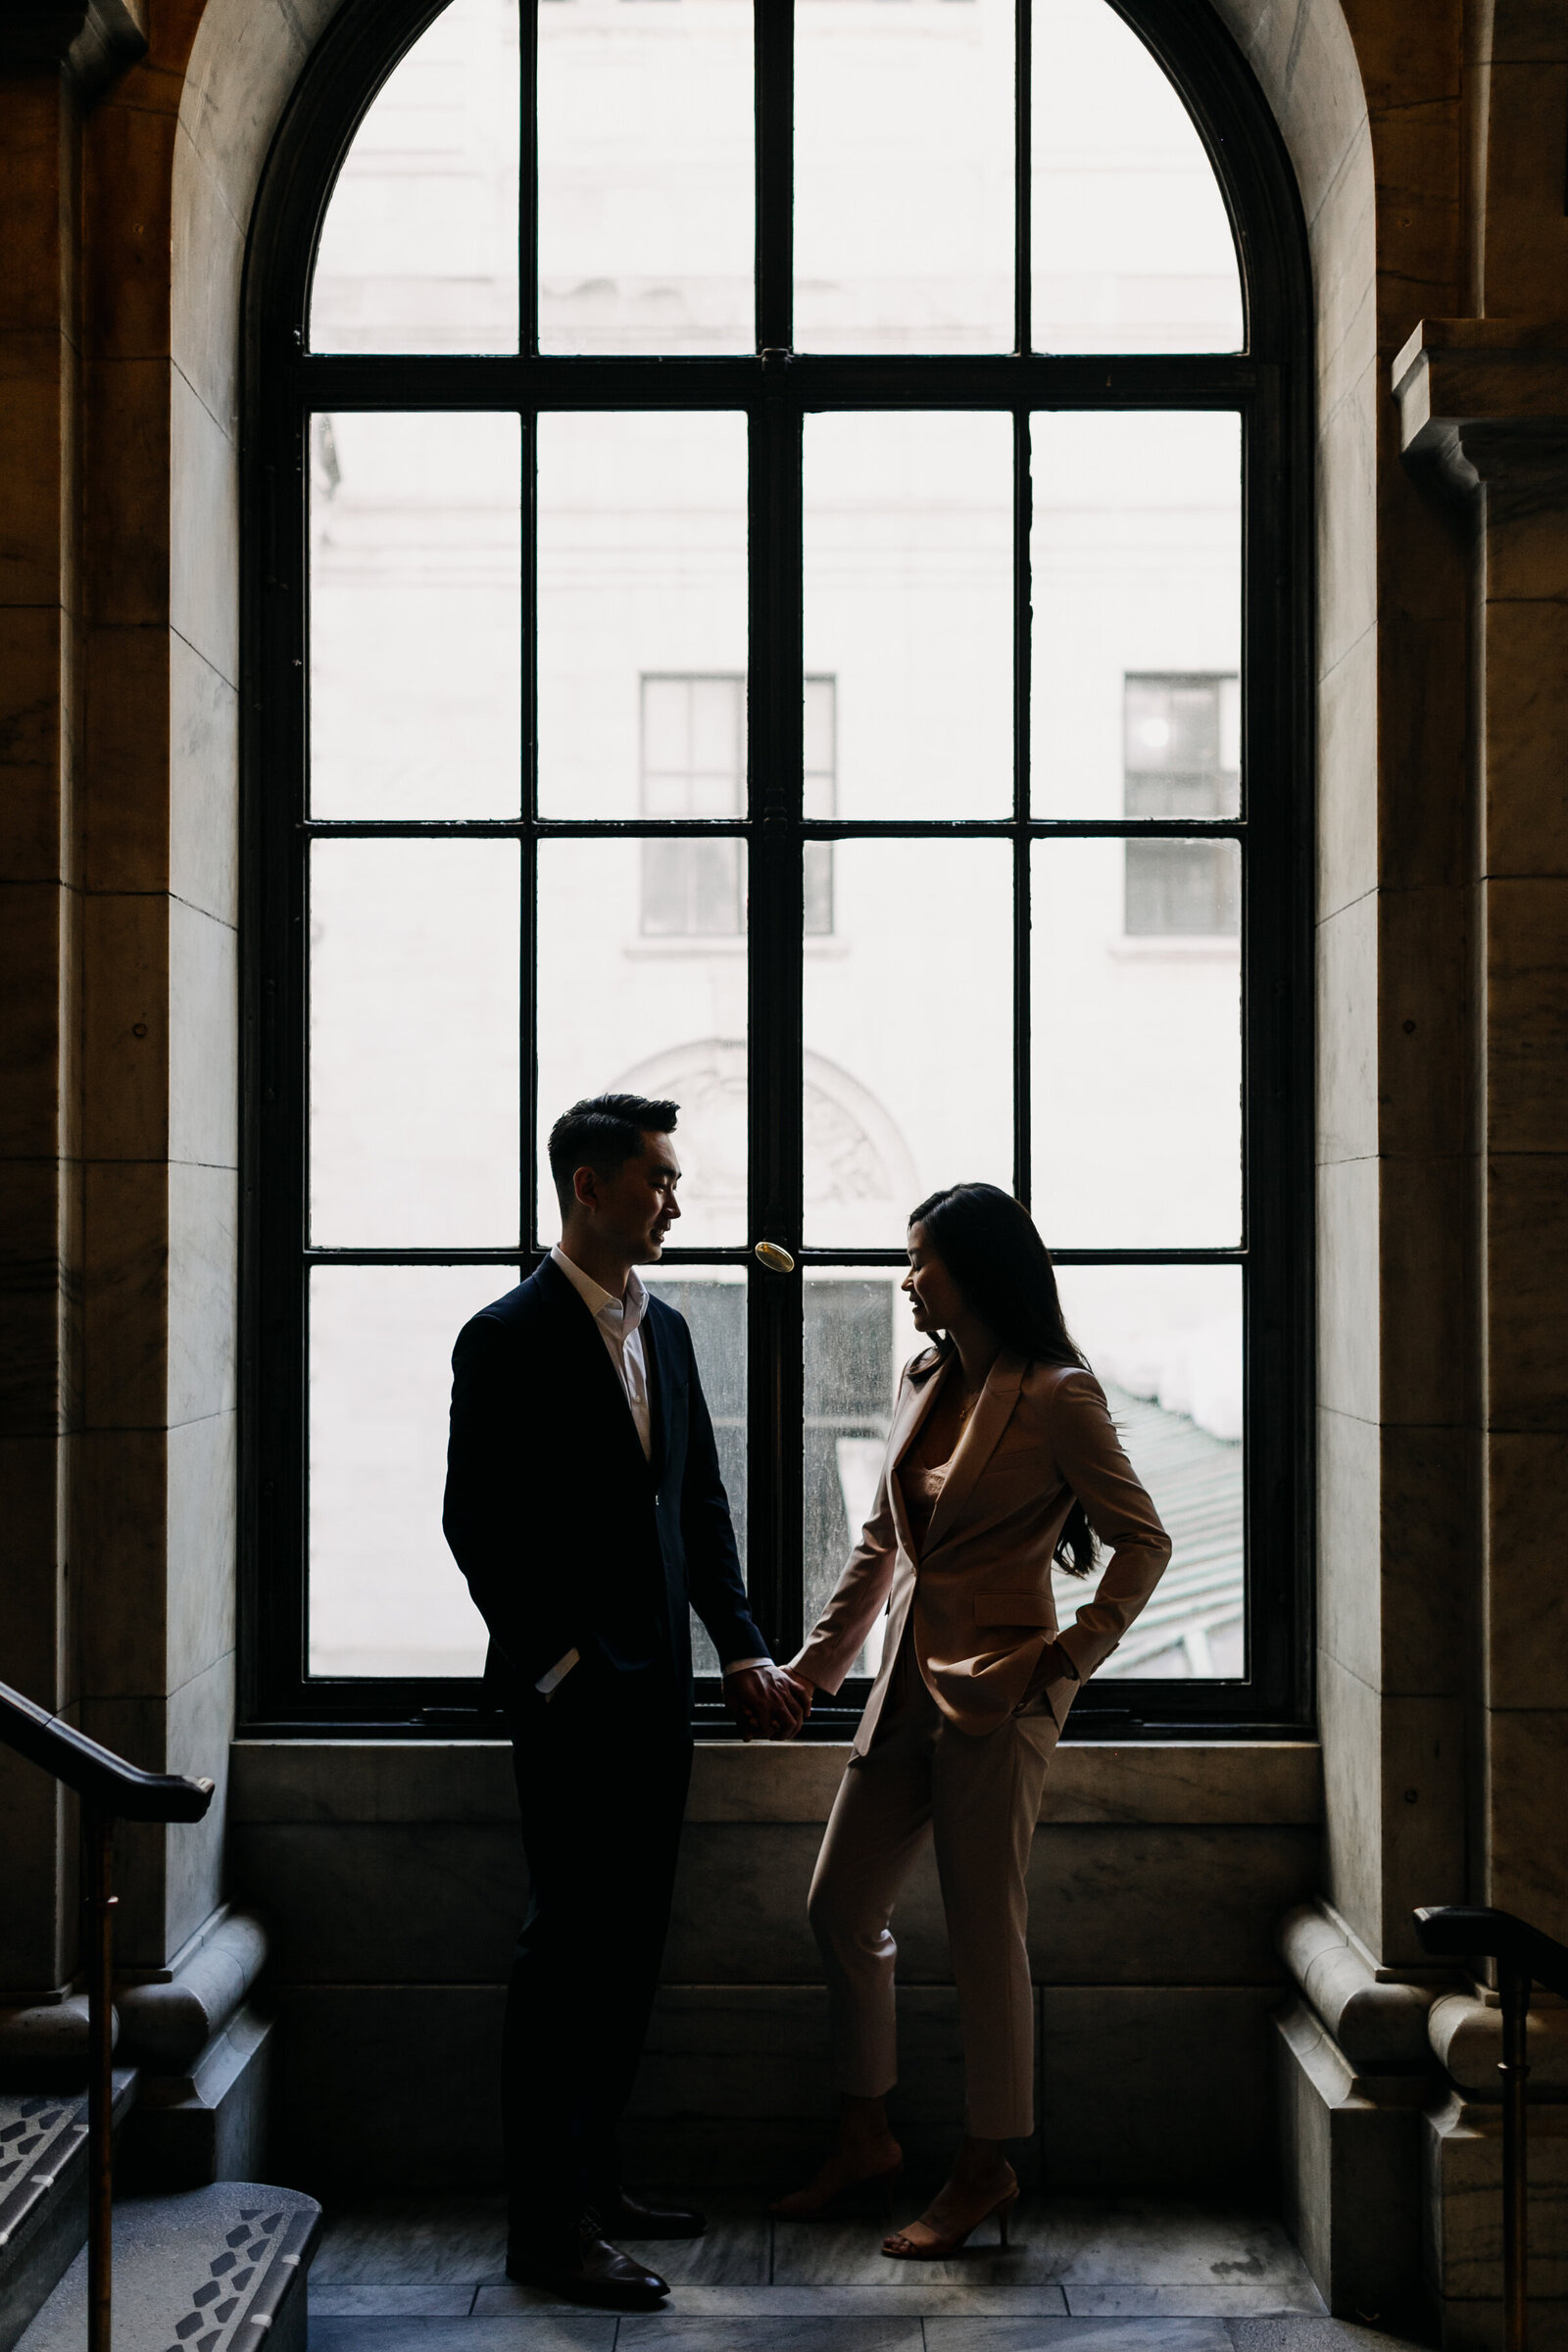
[308,0,1246,361]
[1030,0,1243,353]
[311,0,520,356]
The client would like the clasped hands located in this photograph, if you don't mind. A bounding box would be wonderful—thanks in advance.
[724,1637,1074,1741]
[724,1660,815,1741]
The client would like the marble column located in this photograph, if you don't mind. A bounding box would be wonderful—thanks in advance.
[1395,317,1568,2352]
[0,0,240,2009]
[1396,318,1568,1943]
[0,24,95,2000]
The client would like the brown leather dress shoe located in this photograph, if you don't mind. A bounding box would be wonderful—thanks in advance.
[596,2189,707,2239]
[506,2213,669,2310]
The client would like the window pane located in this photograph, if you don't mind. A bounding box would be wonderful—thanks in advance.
[804,416,1012,819]
[538,0,753,355]
[641,839,745,939]
[1031,838,1241,1249]
[536,838,746,1250]
[803,840,1012,1247]
[537,416,748,816]
[1124,837,1240,937]
[1124,673,1241,822]
[310,840,519,1246]
[644,1266,747,1678]
[310,0,519,353]
[310,412,521,819]
[1030,413,1241,818]
[1032,0,1242,353]
[796,0,1013,353]
[1052,1265,1244,1679]
[804,1275,923,1677]
[309,1264,504,1678]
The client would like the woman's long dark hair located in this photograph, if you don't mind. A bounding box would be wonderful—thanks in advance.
[909,1182,1099,1578]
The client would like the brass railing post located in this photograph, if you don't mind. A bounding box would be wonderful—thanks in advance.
[1499,1959,1531,2352]
[83,1803,116,2352]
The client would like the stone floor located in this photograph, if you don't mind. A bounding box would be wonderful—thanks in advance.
[306,2193,1426,2351]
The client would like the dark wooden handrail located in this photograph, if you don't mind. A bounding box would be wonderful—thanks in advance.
[0,1678,215,1822]
[1414,1903,1568,2002]
[2,1675,216,2352]
[1414,1903,1568,2352]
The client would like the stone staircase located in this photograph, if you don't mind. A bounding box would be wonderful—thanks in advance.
[0,2083,318,2352]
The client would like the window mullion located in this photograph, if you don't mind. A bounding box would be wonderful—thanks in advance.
[755,0,793,353]
[521,0,538,357]
[522,409,538,1252]
[747,395,805,1662]
[1013,411,1032,1211]
[1015,0,1031,357]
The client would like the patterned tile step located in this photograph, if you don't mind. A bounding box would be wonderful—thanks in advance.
[0,2076,137,2260]
[19,2182,320,2352]
[0,2073,138,2352]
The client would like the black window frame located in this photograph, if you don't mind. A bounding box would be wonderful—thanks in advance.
[240,0,1315,1739]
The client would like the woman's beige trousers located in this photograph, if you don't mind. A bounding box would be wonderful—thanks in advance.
[806,1633,1057,2141]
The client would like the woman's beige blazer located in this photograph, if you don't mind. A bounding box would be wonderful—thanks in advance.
[793,1348,1172,1756]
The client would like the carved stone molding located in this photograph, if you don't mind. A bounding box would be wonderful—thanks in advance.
[0,1,148,99]
[1394,317,1568,502]
[1278,1899,1439,2067]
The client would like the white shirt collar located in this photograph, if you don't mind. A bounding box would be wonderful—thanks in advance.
[551,1244,648,1335]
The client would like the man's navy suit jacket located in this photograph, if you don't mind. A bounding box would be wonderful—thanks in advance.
[442,1254,766,1709]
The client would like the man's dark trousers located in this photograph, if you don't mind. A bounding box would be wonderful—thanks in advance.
[503,1663,692,2231]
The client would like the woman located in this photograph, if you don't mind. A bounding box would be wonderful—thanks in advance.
[773,1184,1171,2258]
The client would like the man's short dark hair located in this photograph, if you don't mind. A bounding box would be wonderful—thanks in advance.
[548,1093,680,1216]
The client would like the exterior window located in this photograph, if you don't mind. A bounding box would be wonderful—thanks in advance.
[245,0,1310,1734]
[1124,674,1242,935]
[803,677,836,938]
[641,674,835,937]
[641,676,746,937]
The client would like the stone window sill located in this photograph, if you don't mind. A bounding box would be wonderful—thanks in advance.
[229,1737,1322,1830]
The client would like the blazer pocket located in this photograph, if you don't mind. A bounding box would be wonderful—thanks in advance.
[973,1592,1054,1627]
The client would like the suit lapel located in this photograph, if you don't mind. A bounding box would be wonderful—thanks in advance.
[892,1352,948,1465]
[920,1349,1026,1553]
[872,1352,939,1550]
[642,1296,675,1490]
[883,1352,948,1558]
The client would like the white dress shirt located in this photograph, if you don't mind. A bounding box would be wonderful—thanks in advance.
[538,1246,765,1691]
[550,1244,652,1460]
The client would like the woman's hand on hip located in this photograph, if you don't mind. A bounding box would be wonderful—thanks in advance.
[1025,1640,1076,1704]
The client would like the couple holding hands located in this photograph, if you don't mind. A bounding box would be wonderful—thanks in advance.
[443,1093,1171,2312]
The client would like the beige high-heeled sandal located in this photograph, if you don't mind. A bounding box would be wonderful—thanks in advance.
[882,2180,1020,2260]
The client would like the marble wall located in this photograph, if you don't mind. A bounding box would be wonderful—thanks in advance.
[0,0,338,2001]
[229,1739,1324,2190]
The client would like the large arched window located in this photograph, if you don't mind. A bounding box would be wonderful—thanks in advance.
[242,0,1312,1734]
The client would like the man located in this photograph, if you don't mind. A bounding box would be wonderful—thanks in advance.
[443,1093,804,2310]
